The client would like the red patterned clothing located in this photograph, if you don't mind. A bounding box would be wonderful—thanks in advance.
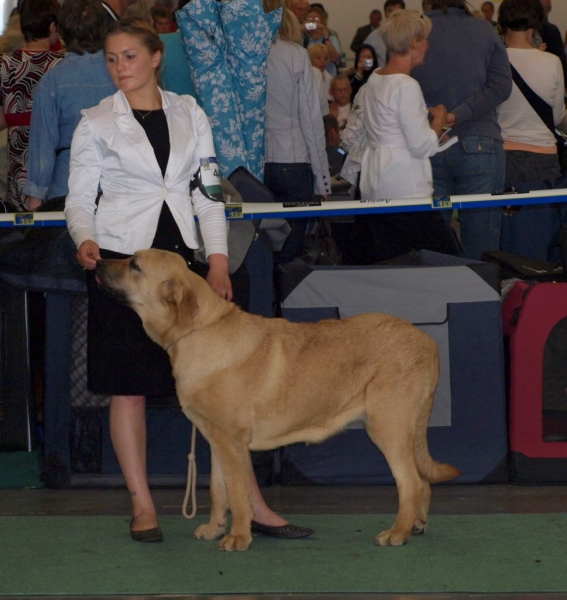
[0,49,63,209]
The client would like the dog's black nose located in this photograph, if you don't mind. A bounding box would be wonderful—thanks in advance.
[94,259,108,284]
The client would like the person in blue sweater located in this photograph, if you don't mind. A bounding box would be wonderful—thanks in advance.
[23,0,115,208]
[413,0,513,260]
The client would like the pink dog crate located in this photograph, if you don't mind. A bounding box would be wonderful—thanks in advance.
[506,281,567,483]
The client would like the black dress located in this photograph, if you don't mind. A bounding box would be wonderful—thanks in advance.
[86,109,203,396]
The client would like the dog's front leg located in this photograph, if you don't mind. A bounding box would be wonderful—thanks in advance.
[194,450,228,541]
[210,438,254,551]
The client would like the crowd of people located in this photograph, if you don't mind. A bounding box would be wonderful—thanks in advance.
[1,0,567,543]
[348,0,566,262]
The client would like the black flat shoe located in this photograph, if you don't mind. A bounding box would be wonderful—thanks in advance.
[250,520,314,539]
[129,517,164,543]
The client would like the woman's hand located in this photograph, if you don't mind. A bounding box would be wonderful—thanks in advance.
[317,22,328,39]
[24,196,43,211]
[77,239,101,270]
[429,104,447,121]
[206,253,233,302]
[428,104,448,138]
[445,112,456,128]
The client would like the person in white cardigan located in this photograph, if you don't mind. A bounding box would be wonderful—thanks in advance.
[356,9,460,262]
[361,10,444,200]
[65,17,313,543]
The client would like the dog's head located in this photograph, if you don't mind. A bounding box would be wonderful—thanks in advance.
[96,249,213,348]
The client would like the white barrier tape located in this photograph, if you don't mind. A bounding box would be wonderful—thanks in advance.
[1,188,567,226]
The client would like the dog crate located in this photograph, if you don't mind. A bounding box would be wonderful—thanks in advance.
[276,251,508,485]
[505,281,567,483]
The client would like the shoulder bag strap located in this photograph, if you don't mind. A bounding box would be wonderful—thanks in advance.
[510,64,555,135]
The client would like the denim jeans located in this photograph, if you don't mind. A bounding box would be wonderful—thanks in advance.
[264,162,314,265]
[431,135,505,260]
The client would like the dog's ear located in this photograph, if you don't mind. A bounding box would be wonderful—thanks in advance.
[158,277,199,320]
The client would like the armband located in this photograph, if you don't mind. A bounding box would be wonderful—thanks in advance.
[190,157,223,202]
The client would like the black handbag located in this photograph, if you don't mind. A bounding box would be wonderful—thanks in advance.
[227,166,277,204]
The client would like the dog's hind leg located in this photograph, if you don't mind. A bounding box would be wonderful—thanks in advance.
[194,450,228,541]
[412,479,430,535]
[364,416,423,547]
[411,390,460,534]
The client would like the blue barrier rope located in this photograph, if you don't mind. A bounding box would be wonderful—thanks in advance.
[1,189,567,227]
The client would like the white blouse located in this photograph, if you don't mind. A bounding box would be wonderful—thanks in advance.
[360,71,439,200]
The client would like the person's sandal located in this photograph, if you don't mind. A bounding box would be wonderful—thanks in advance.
[129,517,164,543]
[250,520,314,539]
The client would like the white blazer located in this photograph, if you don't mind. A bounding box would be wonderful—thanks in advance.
[65,88,228,258]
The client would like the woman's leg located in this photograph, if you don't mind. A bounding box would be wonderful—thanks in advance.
[109,394,158,531]
[250,465,314,537]
[250,469,288,527]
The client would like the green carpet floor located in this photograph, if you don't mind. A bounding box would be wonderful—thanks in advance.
[1,514,567,595]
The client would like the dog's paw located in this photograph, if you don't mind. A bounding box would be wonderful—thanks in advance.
[194,522,226,541]
[218,533,252,552]
[375,529,409,547]
[411,519,428,535]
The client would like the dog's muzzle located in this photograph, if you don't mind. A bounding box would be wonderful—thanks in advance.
[95,260,130,305]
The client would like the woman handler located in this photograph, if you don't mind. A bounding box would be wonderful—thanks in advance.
[65,18,312,542]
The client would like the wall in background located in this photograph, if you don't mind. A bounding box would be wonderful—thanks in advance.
[2,0,14,34]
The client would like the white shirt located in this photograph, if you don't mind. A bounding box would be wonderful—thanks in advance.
[65,89,228,257]
[337,103,351,129]
[497,47,565,150]
[360,71,438,200]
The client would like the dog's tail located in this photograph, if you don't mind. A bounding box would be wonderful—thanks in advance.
[414,394,462,484]
[417,454,462,484]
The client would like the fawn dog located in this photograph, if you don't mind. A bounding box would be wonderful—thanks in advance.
[96,248,461,551]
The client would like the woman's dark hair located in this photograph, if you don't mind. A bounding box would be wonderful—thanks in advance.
[310,2,327,17]
[354,43,378,80]
[150,6,171,22]
[105,17,165,58]
[59,0,106,55]
[384,0,406,10]
[498,0,544,32]
[427,0,472,14]
[19,0,60,43]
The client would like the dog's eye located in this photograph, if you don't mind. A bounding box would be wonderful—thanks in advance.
[129,260,141,272]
